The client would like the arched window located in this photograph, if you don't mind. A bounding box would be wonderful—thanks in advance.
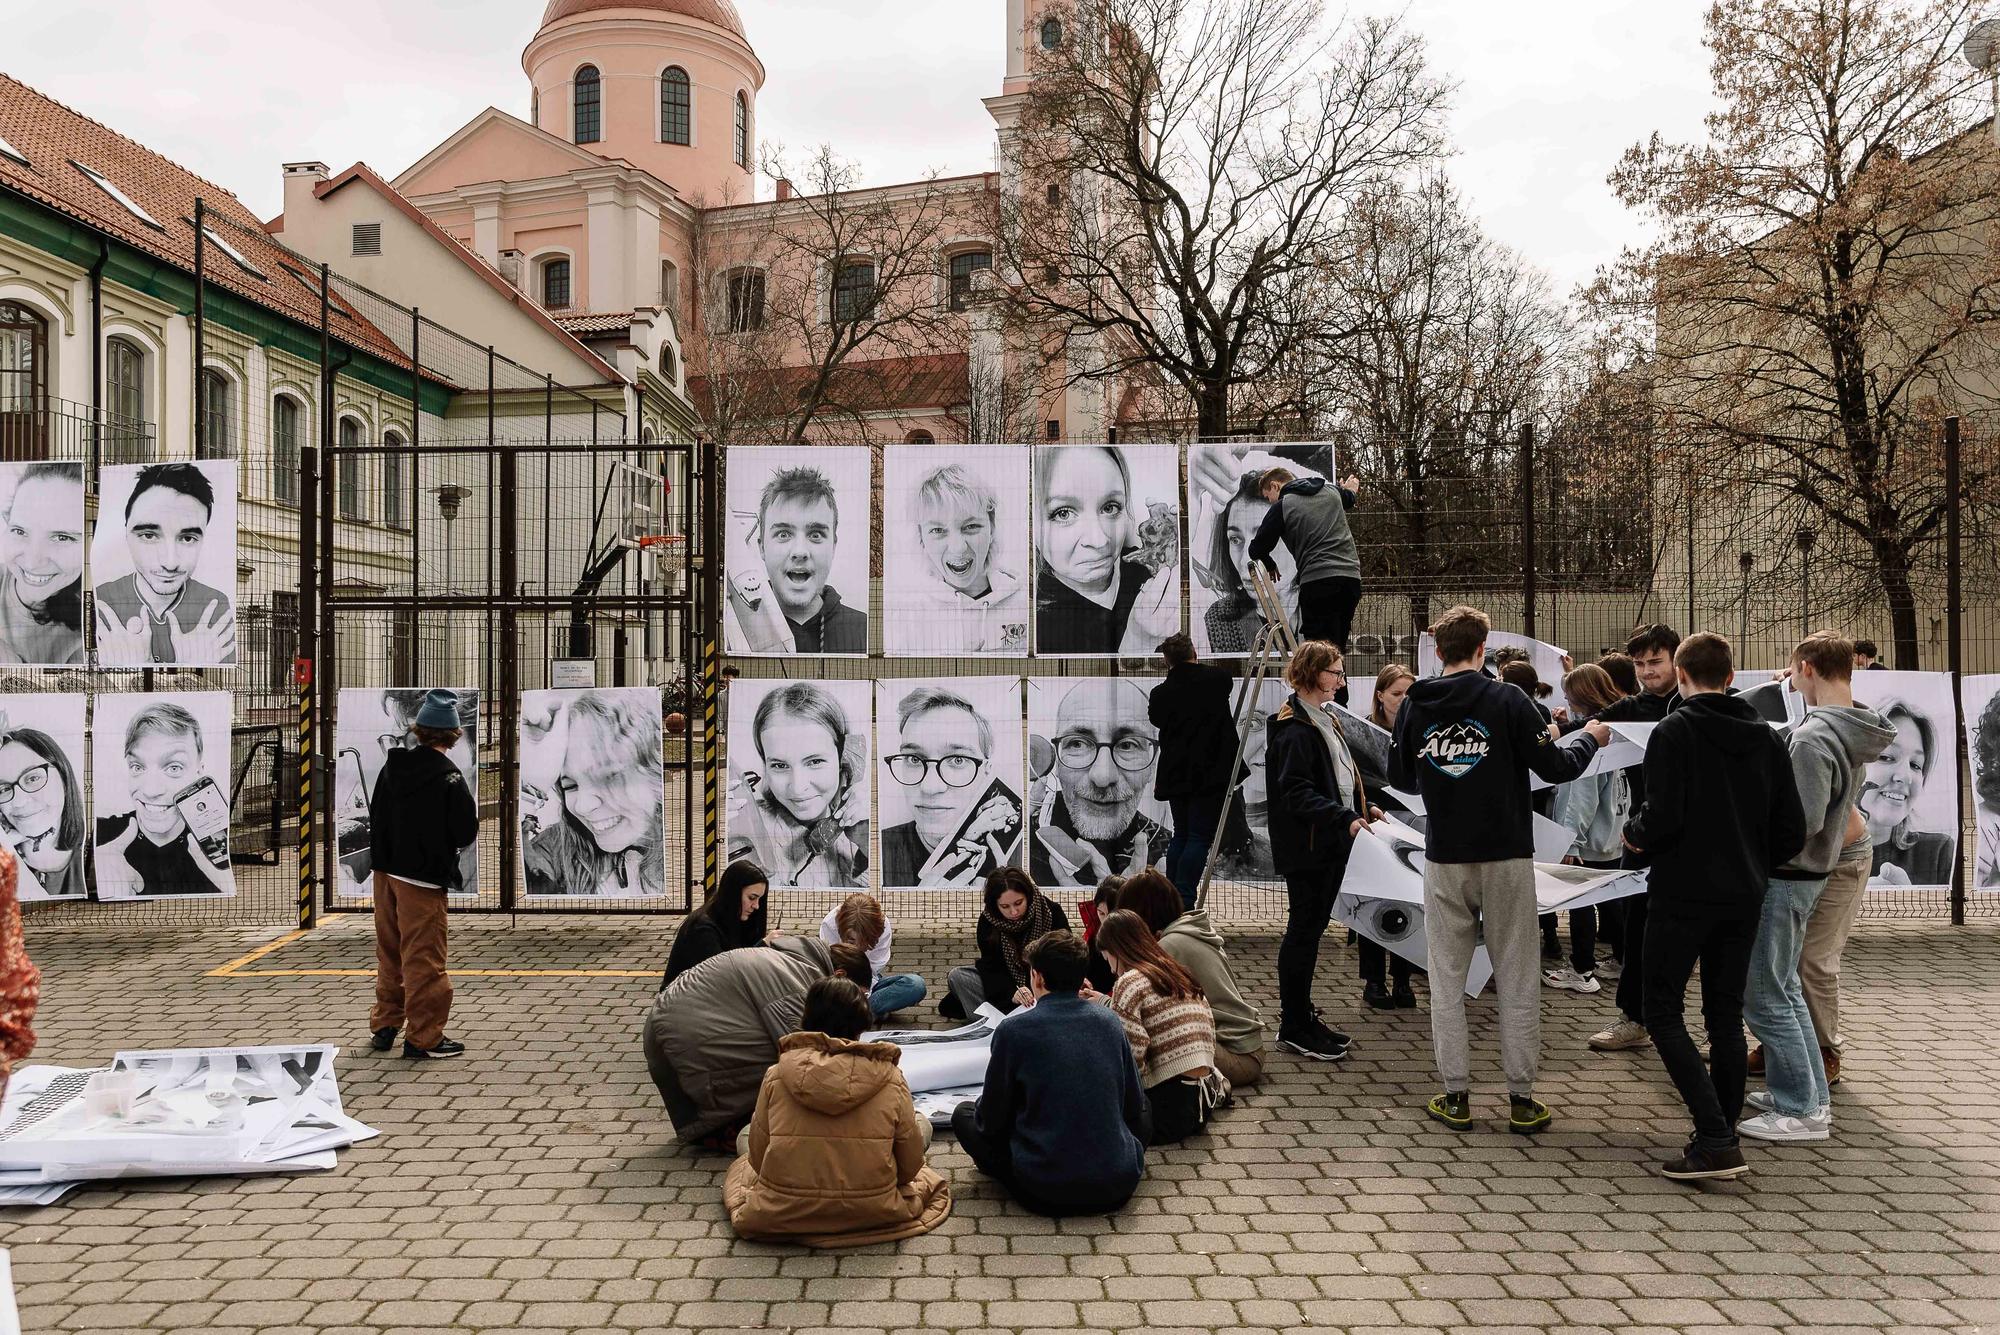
[905,430,935,445]
[382,430,409,531]
[272,394,302,505]
[658,342,677,382]
[198,369,233,459]
[336,416,364,521]
[574,65,602,144]
[1041,16,1063,49]
[0,301,48,457]
[832,260,876,324]
[948,249,993,311]
[661,66,691,145]
[542,257,572,310]
[734,92,750,168]
[107,336,146,423]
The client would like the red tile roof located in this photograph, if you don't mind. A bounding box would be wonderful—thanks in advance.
[688,351,969,422]
[554,311,636,336]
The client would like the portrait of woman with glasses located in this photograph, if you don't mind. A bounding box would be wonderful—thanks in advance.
[726,679,871,889]
[0,696,87,900]
[1028,676,1171,888]
[876,679,1024,889]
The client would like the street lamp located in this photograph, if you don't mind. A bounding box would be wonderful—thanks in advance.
[1794,526,1817,637]
[1738,550,1755,650]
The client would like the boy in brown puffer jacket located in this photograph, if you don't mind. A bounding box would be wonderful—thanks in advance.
[724,978,951,1247]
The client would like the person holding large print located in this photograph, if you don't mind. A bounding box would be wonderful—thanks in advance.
[880,687,1021,888]
[727,683,869,888]
[1148,633,1237,908]
[1030,679,1167,888]
[366,690,479,1060]
[0,720,86,900]
[728,467,867,654]
[906,463,1027,653]
[1033,446,1178,656]
[93,463,236,667]
[0,463,84,666]
[95,703,235,898]
[1247,467,1361,695]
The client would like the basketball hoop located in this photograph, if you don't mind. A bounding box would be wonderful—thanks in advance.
[636,534,687,579]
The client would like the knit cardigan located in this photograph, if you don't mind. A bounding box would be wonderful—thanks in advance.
[1109,971,1216,1088]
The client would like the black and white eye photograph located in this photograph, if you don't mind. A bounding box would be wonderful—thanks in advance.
[0,460,85,667]
[726,676,871,889]
[1187,443,1333,656]
[1851,671,1959,891]
[1966,674,2000,893]
[722,446,871,656]
[88,459,239,669]
[333,688,480,899]
[1417,626,1571,713]
[875,676,1024,889]
[882,444,1029,657]
[1027,675,1169,887]
[0,692,88,901]
[91,690,236,900]
[519,687,667,898]
[1031,443,1182,657]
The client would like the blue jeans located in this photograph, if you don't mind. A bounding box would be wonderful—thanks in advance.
[871,973,927,1017]
[1744,877,1829,1115]
[1166,795,1224,908]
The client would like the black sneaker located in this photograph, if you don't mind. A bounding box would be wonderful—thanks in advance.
[1508,1094,1553,1135]
[1362,981,1395,1010]
[938,992,967,1021]
[369,1027,398,1052]
[1278,1020,1349,1062]
[1392,982,1418,1009]
[1659,1142,1749,1182]
[403,1037,466,1060]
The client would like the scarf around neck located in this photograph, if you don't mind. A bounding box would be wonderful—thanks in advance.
[982,891,1055,988]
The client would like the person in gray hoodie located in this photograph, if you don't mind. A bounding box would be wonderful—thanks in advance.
[1740,633,1895,1144]
[1248,468,1362,697]
[1115,870,1268,1087]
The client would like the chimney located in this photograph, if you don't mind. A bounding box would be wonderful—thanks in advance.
[279,161,328,236]
[776,177,794,201]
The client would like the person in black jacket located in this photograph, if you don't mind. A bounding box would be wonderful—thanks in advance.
[367,689,480,1060]
[662,859,769,986]
[1148,634,1238,908]
[1266,640,1380,1062]
[943,867,1072,1017]
[1387,606,1607,1134]
[1624,632,1807,1182]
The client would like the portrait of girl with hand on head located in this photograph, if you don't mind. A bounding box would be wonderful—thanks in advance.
[0,462,84,667]
[0,701,88,901]
[93,695,235,899]
[521,688,666,898]
[728,681,870,889]
[1859,697,1954,888]
[1032,445,1180,657]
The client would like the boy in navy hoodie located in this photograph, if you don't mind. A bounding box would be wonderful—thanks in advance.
[1389,606,1608,1134]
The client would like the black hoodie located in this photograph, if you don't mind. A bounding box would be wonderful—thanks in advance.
[1388,670,1600,863]
[1623,691,1806,906]
[368,746,479,892]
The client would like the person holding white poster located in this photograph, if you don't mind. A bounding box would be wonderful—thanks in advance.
[0,462,85,666]
[1032,444,1180,656]
[520,687,667,898]
[92,692,235,899]
[334,689,480,898]
[1188,444,1332,655]
[1849,671,1958,889]
[876,678,1023,890]
[89,461,237,668]
[883,447,1028,656]
[724,448,870,656]
[0,697,88,902]
[727,679,870,889]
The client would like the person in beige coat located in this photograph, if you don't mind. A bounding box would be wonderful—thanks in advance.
[724,978,951,1247]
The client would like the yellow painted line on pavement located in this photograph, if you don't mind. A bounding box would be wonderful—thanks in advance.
[205,929,311,976]
[208,929,658,979]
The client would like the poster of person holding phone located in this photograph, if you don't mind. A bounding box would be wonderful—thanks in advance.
[0,694,88,901]
[1848,671,1959,890]
[89,461,239,669]
[722,447,871,657]
[875,678,1025,889]
[91,691,236,899]
[333,688,480,899]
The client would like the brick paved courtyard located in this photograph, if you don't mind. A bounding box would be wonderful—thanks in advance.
[4,914,1997,1334]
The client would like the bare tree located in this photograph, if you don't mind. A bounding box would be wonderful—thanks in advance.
[1598,0,2000,665]
[1001,0,1449,439]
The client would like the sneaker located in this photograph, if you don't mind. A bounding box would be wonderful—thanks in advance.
[1660,1142,1750,1181]
[1744,1089,1831,1123]
[1508,1095,1553,1135]
[369,1026,398,1052]
[1747,1044,1766,1076]
[403,1037,466,1060]
[1543,965,1601,994]
[1588,1018,1652,1051]
[1822,1046,1841,1086]
[1426,1089,1472,1130]
[1278,1020,1349,1062]
[1595,957,1623,981]
[1362,981,1396,1010]
[1736,1110,1829,1143]
[1392,981,1418,1009]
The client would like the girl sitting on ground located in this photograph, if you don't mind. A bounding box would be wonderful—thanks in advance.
[1114,870,1266,1088]
[943,866,1071,1018]
[661,859,768,986]
[1090,909,1227,1144]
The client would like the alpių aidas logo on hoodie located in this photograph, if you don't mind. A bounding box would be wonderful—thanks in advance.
[1419,720,1491,778]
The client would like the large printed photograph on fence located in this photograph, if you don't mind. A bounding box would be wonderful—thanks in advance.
[0,461,85,666]
[333,688,480,899]
[1031,444,1181,657]
[723,446,871,657]
[882,444,1029,656]
[1851,670,1958,891]
[0,693,87,900]
[727,677,871,889]
[520,687,668,898]
[1966,674,2000,893]
[91,690,235,900]
[89,460,238,669]
[1027,676,1169,887]
[875,677,1025,889]
[1188,443,1333,657]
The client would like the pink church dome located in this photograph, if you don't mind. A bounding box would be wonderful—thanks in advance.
[539,0,747,41]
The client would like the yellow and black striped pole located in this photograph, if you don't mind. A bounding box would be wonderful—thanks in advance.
[296,661,316,930]
[702,631,719,890]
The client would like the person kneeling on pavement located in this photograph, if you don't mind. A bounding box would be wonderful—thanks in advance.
[644,935,873,1148]
[724,977,952,1247]
[1114,869,1267,1088]
[1088,909,1229,1143]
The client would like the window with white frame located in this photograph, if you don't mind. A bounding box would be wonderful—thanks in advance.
[831,260,876,324]
[272,394,302,504]
[725,269,765,333]
[948,249,993,311]
[382,430,409,530]
[198,369,233,458]
[337,416,365,521]
[575,66,602,144]
[542,257,572,310]
[661,67,691,145]
[734,92,750,168]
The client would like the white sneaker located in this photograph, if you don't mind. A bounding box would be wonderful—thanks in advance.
[1543,965,1601,994]
[1746,1089,1833,1123]
[1588,1018,1651,1051]
[1595,958,1623,981]
[1737,1110,1829,1143]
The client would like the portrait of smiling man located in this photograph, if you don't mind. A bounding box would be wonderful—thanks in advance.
[724,451,870,656]
[878,679,1025,888]
[91,461,237,668]
[1029,677,1169,887]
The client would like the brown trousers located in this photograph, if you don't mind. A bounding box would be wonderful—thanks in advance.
[370,873,452,1048]
[1800,856,1869,1054]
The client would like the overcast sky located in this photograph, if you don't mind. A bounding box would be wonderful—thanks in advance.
[1,0,1715,297]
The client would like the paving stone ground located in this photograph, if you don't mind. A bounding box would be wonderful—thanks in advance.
[3,912,1997,1335]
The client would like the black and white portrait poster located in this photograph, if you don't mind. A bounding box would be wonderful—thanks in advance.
[519,687,667,898]
[1417,627,1570,713]
[1850,670,1958,891]
[882,444,1029,657]
[1965,674,2000,892]
[89,460,238,668]
[875,676,1025,889]
[723,446,870,657]
[1031,444,1182,657]
[1187,443,1334,657]
[0,461,85,666]
[1027,676,1169,887]
[333,688,480,899]
[91,690,235,900]
[727,677,871,889]
[1209,675,1285,881]
[0,693,88,901]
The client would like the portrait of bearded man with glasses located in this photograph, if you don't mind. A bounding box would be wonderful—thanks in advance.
[1029,677,1170,887]
[877,681,1024,889]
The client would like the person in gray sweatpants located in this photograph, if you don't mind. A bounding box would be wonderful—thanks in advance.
[1424,859,1541,1101]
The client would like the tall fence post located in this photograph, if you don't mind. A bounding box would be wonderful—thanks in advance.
[296,439,318,930]
[498,444,520,913]
[1520,422,1536,640]
[192,198,206,457]
[1947,415,1966,927]
[701,436,721,895]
